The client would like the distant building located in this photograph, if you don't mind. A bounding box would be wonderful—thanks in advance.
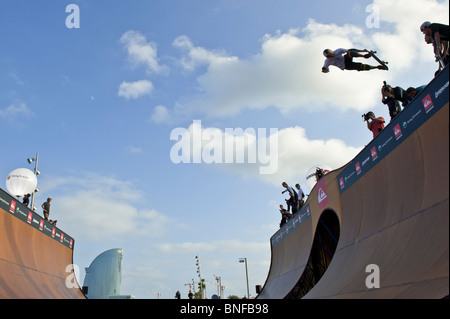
[82,248,134,299]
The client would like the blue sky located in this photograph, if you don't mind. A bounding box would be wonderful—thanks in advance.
[1,0,448,299]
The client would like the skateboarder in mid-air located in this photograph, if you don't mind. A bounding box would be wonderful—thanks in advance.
[322,48,388,73]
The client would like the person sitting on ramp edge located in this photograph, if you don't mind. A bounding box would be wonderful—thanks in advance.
[279,204,293,227]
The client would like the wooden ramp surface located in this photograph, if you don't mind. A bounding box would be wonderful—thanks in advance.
[258,67,449,299]
[0,191,85,299]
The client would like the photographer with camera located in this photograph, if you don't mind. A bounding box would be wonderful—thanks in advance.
[381,81,413,111]
[364,111,385,138]
[381,82,402,120]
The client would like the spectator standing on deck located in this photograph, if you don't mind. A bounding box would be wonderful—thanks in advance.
[421,21,449,67]
[41,197,52,220]
[295,184,305,211]
[22,193,31,207]
[282,182,298,214]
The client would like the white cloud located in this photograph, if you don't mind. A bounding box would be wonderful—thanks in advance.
[118,80,153,99]
[151,105,172,124]
[0,103,34,118]
[263,126,361,190]
[164,1,448,119]
[173,35,238,71]
[371,0,450,69]
[168,22,387,118]
[120,30,167,74]
[169,121,361,190]
[220,125,361,190]
[9,72,25,85]
[39,172,172,242]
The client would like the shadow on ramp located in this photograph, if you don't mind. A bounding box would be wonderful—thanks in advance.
[285,209,340,298]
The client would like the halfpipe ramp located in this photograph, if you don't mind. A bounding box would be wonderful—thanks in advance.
[0,187,85,299]
[258,66,449,299]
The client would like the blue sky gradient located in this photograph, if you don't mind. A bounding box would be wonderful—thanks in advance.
[1,0,448,298]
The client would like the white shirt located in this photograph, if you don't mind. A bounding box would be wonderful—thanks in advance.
[296,186,304,198]
[323,48,347,71]
[285,186,295,198]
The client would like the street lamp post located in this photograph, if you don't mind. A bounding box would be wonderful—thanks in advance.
[239,258,250,298]
[27,152,40,211]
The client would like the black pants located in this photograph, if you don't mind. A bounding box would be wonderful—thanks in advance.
[344,49,369,71]
[286,197,298,214]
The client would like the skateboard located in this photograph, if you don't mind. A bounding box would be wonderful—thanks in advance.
[368,50,389,70]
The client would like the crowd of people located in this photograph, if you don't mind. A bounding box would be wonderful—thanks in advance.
[279,182,304,227]
[277,167,327,227]
[282,22,448,226]
[363,81,428,138]
[363,21,448,139]
[280,167,330,227]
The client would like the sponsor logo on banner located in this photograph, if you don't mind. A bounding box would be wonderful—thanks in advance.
[52,227,56,238]
[70,239,73,248]
[43,224,52,234]
[317,178,328,210]
[10,200,16,213]
[362,156,370,167]
[60,232,64,243]
[39,219,44,231]
[355,162,361,175]
[394,123,403,140]
[435,80,449,99]
[293,214,302,226]
[371,146,378,161]
[27,212,33,223]
[339,177,344,189]
[422,94,434,113]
